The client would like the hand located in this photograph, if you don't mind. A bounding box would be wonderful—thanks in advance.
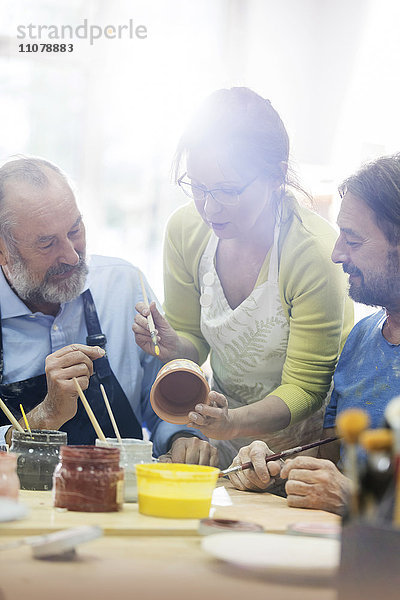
[133,301,180,361]
[187,391,235,440]
[42,344,105,427]
[158,436,219,467]
[281,456,351,515]
[228,441,282,491]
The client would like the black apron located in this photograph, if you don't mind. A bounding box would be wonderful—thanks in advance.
[0,289,142,444]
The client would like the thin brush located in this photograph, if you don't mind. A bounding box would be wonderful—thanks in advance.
[219,436,338,477]
[19,404,32,438]
[139,271,160,356]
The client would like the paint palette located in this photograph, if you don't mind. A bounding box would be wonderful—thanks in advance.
[0,497,28,522]
[202,532,340,576]
[31,525,103,560]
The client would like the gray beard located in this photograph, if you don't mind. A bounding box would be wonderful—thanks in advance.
[7,252,88,305]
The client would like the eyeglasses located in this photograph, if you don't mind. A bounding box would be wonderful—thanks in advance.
[177,173,259,207]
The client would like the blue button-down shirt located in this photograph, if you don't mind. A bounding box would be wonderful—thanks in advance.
[0,255,201,454]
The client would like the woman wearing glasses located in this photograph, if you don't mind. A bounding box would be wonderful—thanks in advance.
[134,87,353,469]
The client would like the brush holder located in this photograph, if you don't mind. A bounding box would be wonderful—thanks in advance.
[338,521,400,600]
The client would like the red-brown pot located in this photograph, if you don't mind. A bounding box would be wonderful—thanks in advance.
[150,359,210,424]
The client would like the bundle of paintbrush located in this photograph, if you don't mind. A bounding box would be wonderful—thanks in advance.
[356,396,400,526]
[358,428,394,522]
[337,403,400,600]
[337,402,400,525]
[382,395,400,527]
[336,408,370,520]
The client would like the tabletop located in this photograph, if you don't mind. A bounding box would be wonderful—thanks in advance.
[0,483,340,600]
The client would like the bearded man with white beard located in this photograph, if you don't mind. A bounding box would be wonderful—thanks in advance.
[0,157,216,464]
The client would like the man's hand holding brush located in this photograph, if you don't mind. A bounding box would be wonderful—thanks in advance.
[228,438,351,515]
[227,441,283,491]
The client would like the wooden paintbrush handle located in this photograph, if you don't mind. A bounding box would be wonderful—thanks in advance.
[220,436,338,477]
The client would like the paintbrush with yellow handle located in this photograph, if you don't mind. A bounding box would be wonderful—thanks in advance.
[19,403,33,438]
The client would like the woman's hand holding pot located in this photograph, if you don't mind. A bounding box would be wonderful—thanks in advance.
[188,391,236,439]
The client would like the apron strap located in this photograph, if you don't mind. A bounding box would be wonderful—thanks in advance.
[82,289,112,380]
[0,291,112,382]
[267,219,281,284]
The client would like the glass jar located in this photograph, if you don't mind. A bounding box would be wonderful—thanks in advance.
[96,438,153,502]
[53,445,124,512]
[0,451,19,500]
[10,429,67,491]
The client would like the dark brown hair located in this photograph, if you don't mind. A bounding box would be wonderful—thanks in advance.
[339,153,400,245]
[174,87,304,197]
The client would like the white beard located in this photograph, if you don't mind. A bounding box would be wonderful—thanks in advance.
[7,251,88,305]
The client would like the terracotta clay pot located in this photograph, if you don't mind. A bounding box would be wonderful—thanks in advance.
[150,359,210,424]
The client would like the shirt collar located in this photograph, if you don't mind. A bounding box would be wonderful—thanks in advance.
[0,267,32,318]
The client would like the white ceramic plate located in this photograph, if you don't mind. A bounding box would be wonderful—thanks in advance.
[0,497,29,523]
[202,532,340,577]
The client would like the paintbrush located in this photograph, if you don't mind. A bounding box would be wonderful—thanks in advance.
[219,436,339,477]
[384,396,400,526]
[0,397,25,433]
[100,384,122,444]
[73,378,109,444]
[19,404,33,438]
[138,271,160,356]
[336,408,370,517]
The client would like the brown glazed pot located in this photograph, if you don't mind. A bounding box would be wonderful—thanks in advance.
[150,359,210,424]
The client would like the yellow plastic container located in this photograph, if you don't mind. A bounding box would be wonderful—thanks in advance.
[136,463,219,518]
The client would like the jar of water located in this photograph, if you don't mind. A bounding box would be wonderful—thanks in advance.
[10,429,67,491]
[96,438,153,502]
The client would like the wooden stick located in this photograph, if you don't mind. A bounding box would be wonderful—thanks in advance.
[73,378,108,443]
[219,436,339,477]
[139,271,160,356]
[0,396,25,433]
[19,403,32,438]
[100,384,122,444]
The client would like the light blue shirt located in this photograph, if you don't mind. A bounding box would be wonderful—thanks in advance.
[324,309,400,430]
[0,255,202,454]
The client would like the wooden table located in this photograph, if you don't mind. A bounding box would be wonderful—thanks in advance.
[0,483,340,600]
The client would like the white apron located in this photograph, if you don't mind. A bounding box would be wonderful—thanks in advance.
[199,223,326,469]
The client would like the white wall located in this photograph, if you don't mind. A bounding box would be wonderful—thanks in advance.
[1,0,399,307]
